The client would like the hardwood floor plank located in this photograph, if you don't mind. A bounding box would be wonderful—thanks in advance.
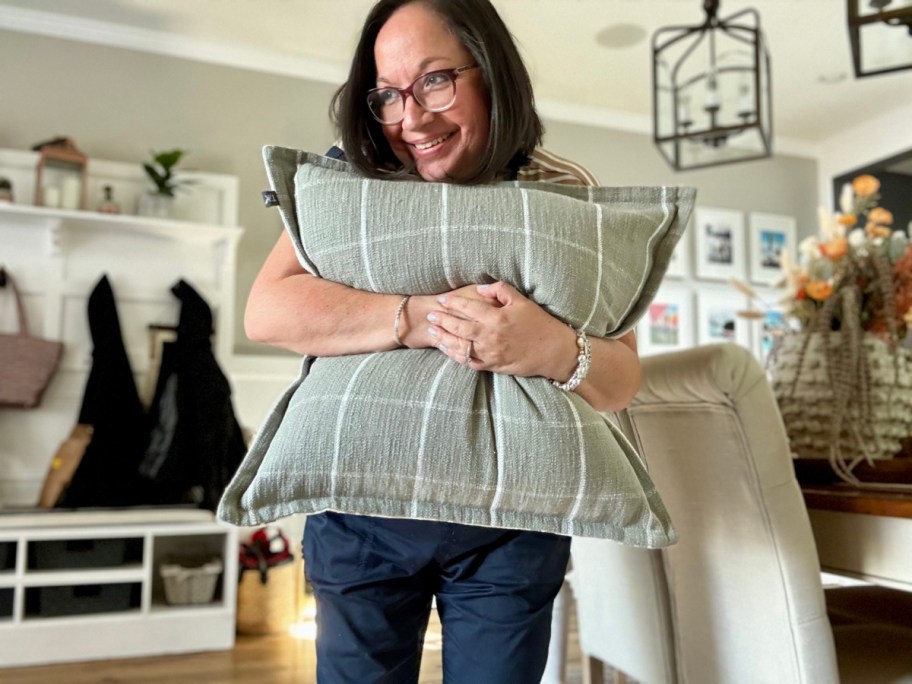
[0,594,595,683]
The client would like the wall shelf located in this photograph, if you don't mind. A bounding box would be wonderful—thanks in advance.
[0,202,242,245]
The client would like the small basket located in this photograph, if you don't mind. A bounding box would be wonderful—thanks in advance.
[159,557,223,605]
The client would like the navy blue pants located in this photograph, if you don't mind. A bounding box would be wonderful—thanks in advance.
[303,512,571,683]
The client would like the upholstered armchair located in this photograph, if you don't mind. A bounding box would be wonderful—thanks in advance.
[569,344,912,684]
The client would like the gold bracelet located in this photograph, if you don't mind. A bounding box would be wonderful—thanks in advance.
[393,295,411,347]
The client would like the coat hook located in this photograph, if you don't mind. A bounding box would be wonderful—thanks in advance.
[0,265,7,288]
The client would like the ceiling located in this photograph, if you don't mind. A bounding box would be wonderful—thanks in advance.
[2,0,912,155]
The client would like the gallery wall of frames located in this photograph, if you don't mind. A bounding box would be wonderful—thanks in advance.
[639,207,797,365]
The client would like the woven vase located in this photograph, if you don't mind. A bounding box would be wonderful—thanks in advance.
[770,332,912,474]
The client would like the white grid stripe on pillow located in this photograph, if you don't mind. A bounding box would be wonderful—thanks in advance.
[522,188,532,286]
[581,203,604,331]
[410,361,451,517]
[561,390,588,536]
[489,372,507,527]
[441,184,458,290]
[360,179,378,292]
[611,185,673,332]
[331,353,377,497]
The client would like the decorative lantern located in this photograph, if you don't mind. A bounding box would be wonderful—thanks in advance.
[848,0,912,78]
[32,137,88,210]
[652,0,772,171]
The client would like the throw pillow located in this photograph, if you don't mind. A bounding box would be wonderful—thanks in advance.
[217,147,695,545]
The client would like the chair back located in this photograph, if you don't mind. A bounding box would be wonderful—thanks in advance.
[570,535,677,683]
[625,344,838,684]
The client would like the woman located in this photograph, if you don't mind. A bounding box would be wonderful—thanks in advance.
[246,0,641,681]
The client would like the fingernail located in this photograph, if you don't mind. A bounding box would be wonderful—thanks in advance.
[477,283,490,290]
[427,327,438,337]
[438,343,448,353]
[427,312,438,323]
[437,295,447,304]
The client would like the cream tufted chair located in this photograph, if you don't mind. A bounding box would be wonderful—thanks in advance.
[569,344,912,684]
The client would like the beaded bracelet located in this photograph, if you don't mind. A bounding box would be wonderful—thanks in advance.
[551,327,591,392]
[393,295,411,347]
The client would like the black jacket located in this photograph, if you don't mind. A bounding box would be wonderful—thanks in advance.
[60,277,245,510]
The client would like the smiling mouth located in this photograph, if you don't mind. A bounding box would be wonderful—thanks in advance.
[412,132,453,151]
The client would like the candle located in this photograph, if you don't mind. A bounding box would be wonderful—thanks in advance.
[61,176,81,210]
[43,185,61,208]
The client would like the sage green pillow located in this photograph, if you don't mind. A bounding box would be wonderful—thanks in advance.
[217,147,694,545]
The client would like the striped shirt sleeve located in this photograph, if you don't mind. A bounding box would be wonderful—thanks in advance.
[516,147,600,187]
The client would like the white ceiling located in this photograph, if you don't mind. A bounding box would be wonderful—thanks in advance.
[2,0,912,154]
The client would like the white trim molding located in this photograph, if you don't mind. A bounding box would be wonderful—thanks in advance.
[0,5,347,84]
[0,4,820,157]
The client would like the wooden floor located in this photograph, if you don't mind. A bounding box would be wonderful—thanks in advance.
[0,593,613,684]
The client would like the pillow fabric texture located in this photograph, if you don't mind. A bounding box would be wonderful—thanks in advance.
[217,147,695,545]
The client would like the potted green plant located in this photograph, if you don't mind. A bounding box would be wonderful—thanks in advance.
[137,149,190,218]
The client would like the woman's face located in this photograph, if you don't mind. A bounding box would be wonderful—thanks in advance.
[373,2,491,183]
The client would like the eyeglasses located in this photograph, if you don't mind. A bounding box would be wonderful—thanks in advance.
[367,64,480,125]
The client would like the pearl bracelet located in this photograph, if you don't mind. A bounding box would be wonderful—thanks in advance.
[552,327,591,392]
[393,295,411,347]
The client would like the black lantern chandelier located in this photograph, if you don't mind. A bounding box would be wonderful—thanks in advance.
[652,0,772,171]
[848,0,912,77]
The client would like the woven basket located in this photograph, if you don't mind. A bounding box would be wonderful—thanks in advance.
[770,333,912,474]
[160,557,223,605]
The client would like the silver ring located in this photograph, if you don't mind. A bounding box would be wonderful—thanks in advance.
[464,340,473,365]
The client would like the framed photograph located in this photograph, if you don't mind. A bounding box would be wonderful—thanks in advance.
[694,207,746,281]
[638,286,694,356]
[664,216,692,279]
[751,305,787,365]
[696,290,752,348]
[748,213,796,286]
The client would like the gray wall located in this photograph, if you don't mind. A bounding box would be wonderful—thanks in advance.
[0,30,817,355]
[0,30,336,355]
[542,119,818,233]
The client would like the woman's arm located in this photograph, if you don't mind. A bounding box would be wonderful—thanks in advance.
[247,237,640,411]
[245,231,457,356]
[429,282,641,413]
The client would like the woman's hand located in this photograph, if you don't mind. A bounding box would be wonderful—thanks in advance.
[427,281,578,380]
[427,281,642,412]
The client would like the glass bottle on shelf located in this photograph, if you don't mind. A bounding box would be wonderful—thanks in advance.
[97,185,121,214]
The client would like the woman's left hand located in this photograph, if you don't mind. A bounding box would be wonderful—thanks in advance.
[428,281,578,380]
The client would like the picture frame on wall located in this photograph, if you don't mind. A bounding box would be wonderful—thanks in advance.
[696,289,752,348]
[638,286,694,356]
[694,207,746,281]
[751,304,788,365]
[664,215,692,279]
[748,212,796,286]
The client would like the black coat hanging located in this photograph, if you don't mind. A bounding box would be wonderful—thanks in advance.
[139,280,247,510]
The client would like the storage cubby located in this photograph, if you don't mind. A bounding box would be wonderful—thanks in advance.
[28,537,143,571]
[0,541,14,572]
[0,509,238,668]
[150,532,227,609]
[0,588,12,620]
[25,582,142,619]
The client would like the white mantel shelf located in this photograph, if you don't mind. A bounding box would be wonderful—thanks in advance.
[0,199,243,367]
[0,202,242,245]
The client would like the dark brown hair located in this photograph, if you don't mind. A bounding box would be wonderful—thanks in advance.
[330,0,543,184]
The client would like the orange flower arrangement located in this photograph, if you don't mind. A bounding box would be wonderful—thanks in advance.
[781,174,911,340]
[763,175,912,481]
